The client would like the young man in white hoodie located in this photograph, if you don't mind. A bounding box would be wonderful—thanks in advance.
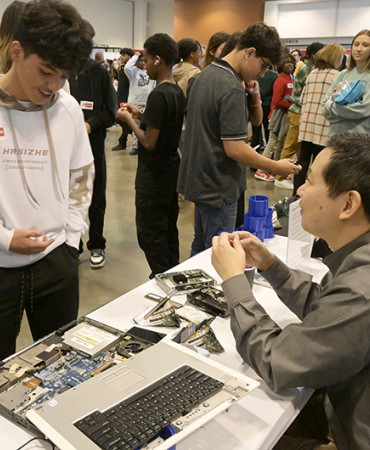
[0,0,94,360]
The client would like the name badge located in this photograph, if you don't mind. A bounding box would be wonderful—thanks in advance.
[287,83,294,88]
[0,125,8,141]
[80,100,94,110]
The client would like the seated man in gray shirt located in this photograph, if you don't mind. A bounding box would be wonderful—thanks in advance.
[211,133,370,450]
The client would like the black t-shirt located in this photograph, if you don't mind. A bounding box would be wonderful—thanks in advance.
[135,82,186,198]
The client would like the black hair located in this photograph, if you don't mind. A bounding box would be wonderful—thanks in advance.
[177,38,199,61]
[291,49,302,57]
[324,134,370,221]
[236,22,283,66]
[14,0,94,74]
[120,47,134,57]
[277,47,294,73]
[144,33,178,67]
[305,42,324,58]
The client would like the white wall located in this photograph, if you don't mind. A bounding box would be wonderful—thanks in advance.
[265,0,370,43]
[70,0,134,48]
[0,0,367,48]
[147,0,174,37]
[0,0,134,48]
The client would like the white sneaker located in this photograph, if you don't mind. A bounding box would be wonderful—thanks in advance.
[90,249,106,269]
[274,178,293,189]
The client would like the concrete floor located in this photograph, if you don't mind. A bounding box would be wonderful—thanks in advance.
[17,125,292,351]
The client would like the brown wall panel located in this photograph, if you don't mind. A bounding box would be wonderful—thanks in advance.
[174,0,265,45]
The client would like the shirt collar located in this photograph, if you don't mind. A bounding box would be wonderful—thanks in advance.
[211,58,243,83]
[324,231,370,275]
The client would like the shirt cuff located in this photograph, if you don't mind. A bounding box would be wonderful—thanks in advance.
[222,274,254,309]
[261,256,291,289]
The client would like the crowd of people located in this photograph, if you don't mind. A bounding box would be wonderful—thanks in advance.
[0,1,369,449]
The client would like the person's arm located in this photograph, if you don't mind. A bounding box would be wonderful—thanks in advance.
[321,74,370,122]
[218,86,300,176]
[123,54,139,81]
[117,100,160,151]
[0,227,54,254]
[66,161,94,249]
[118,109,160,150]
[212,233,370,392]
[65,109,94,250]
[212,231,320,320]
[246,80,263,126]
[223,139,300,177]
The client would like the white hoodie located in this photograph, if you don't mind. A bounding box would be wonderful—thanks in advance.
[0,87,94,268]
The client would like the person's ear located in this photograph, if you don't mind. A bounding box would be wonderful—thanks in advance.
[244,47,256,59]
[9,41,23,62]
[154,56,161,67]
[339,191,363,220]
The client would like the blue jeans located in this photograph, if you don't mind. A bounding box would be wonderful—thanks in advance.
[190,200,238,257]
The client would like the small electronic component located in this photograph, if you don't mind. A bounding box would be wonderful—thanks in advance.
[155,269,217,294]
[187,287,230,317]
[62,322,121,357]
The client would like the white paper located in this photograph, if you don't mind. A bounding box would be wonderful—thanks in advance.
[287,199,314,270]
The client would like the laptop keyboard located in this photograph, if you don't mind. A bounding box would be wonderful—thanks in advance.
[74,365,224,450]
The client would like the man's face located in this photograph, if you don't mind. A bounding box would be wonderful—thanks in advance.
[297,148,345,243]
[291,51,301,62]
[8,44,68,105]
[143,51,156,80]
[240,49,271,83]
[135,56,146,70]
[119,54,130,67]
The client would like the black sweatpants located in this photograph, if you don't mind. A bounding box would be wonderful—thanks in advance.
[0,243,79,360]
[136,191,179,279]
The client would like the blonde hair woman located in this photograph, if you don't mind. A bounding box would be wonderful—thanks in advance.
[321,30,370,136]
[0,1,25,73]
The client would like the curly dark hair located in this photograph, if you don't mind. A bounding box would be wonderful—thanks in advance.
[120,47,134,57]
[324,134,370,221]
[14,0,94,74]
[237,22,283,66]
[144,33,178,67]
[177,38,199,61]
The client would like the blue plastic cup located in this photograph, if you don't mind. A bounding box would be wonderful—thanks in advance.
[248,195,269,217]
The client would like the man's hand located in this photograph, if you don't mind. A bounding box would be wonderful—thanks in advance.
[9,229,54,254]
[116,108,132,123]
[233,231,275,271]
[273,159,302,177]
[211,233,246,281]
[245,80,260,97]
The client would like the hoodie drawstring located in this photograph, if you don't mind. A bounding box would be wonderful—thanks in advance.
[6,106,65,208]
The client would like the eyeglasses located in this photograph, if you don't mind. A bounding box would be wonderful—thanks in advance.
[260,56,271,70]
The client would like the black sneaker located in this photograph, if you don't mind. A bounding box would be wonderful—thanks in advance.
[112,143,126,151]
[90,249,105,269]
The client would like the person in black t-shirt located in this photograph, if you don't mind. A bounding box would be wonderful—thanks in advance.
[117,34,186,278]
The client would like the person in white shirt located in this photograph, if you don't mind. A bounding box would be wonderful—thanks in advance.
[124,52,155,154]
[0,0,94,360]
